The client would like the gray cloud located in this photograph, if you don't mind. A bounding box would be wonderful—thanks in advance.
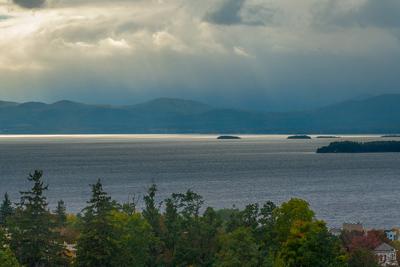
[1,0,400,111]
[205,0,245,25]
[316,0,400,29]
[346,0,400,28]
[12,0,46,8]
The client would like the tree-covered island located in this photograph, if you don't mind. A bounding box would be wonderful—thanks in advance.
[317,141,400,153]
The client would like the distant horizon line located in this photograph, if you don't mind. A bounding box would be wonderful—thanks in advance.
[1,93,400,108]
[0,134,393,138]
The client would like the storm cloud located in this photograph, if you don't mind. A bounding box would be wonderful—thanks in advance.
[12,0,46,8]
[205,0,245,25]
[316,0,400,29]
[1,0,400,111]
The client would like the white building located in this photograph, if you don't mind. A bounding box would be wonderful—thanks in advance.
[374,243,398,267]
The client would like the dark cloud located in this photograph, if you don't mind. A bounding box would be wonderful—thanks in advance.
[12,0,46,9]
[204,0,275,26]
[205,0,245,25]
[2,0,400,111]
[350,0,400,28]
[316,0,400,29]
[241,5,276,26]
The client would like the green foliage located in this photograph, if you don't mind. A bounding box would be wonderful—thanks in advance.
[0,247,20,267]
[348,247,379,267]
[273,198,314,243]
[162,190,215,266]
[142,184,163,267]
[0,193,14,226]
[8,170,67,267]
[2,173,379,267]
[143,184,161,232]
[160,197,179,266]
[121,196,137,215]
[0,228,19,266]
[54,200,67,227]
[225,204,260,232]
[277,220,347,267]
[216,227,260,267]
[75,179,117,267]
[109,211,153,267]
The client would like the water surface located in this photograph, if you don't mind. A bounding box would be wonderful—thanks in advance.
[0,134,399,228]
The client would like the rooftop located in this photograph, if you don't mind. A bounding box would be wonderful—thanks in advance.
[375,243,396,252]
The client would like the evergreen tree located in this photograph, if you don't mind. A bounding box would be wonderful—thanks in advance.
[142,184,161,234]
[75,179,117,267]
[8,170,66,267]
[161,197,180,266]
[0,192,14,226]
[142,184,163,267]
[258,201,277,266]
[54,200,67,227]
[197,207,222,266]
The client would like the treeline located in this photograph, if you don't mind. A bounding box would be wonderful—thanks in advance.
[317,141,400,153]
[0,170,388,267]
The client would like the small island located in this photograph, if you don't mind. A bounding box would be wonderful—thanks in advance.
[316,136,340,139]
[317,141,400,153]
[217,135,241,140]
[382,135,400,138]
[287,135,312,140]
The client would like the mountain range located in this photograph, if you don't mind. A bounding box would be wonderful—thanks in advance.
[0,94,399,134]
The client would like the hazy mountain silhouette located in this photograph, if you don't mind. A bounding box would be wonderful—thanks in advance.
[0,95,399,134]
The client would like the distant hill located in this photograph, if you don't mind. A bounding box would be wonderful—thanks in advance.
[128,98,212,115]
[0,100,18,108]
[305,94,400,133]
[0,95,399,134]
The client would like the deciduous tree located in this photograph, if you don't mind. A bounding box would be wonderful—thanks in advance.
[277,220,347,267]
[216,227,260,267]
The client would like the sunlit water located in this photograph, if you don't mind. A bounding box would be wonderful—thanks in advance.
[0,134,399,228]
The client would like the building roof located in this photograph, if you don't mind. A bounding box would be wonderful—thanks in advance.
[375,243,395,252]
[329,228,342,235]
[343,223,364,232]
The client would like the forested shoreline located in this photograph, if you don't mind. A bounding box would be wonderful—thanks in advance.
[0,171,392,267]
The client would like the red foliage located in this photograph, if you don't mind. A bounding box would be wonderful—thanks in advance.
[347,230,388,252]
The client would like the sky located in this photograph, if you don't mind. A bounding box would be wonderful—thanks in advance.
[0,0,400,111]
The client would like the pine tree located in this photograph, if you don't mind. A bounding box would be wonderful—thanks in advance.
[75,179,117,267]
[8,170,66,267]
[0,192,14,226]
[142,184,163,267]
[54,200,67,227]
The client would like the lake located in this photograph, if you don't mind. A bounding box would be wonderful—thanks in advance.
[0,134,399,228]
